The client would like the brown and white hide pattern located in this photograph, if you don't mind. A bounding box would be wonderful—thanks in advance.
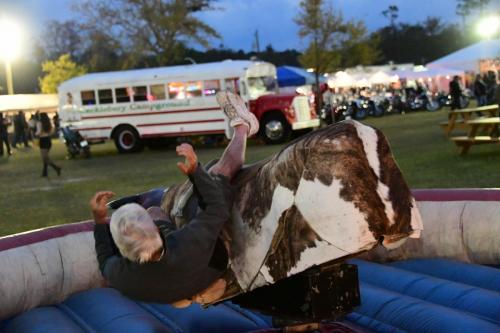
[162,120,423,298]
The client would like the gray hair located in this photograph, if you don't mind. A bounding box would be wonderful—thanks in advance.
[109,203,163,263]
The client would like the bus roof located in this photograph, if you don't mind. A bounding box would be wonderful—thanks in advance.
[58,60,276,92]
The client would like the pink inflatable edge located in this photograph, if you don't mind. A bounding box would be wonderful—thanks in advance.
[412,188,500,201]
[1,188,498,252]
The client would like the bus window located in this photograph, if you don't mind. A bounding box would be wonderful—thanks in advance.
[133,86,147,102]
[81,90,96,105]
[247,76,277,99]
[203,80,220,96]
[98,89,113,104]
[225,78,240,94]
[149,84,166,101]
[168,82,186,99]
[186,81,202,98]
[115,88,131,103]
[240,81,247,97]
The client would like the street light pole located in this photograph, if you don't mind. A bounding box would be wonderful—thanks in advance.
[4,60,13,95]
[0,16,23,95]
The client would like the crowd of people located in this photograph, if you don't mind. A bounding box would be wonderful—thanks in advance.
[0,110,61,177]
[472,71,498,107]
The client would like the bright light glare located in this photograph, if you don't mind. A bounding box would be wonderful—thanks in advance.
[476,16,500,39]
[0,17,23,61]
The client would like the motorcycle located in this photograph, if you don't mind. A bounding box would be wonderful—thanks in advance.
[408,91,440,112]
[367,95,386,117]
[59,126,91,159]
[437,92,470,109]
[319,104,334,126]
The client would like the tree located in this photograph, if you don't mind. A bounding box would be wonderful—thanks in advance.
[456,0,491,27]
[295,0,379,111]
[42,20,83,60]
[78,29,124,72]
[39,54,87,94]
[295,0,345,111]
[382,5,399,29]
[339,21,380,68]
[456,0,473,27]
[74,0,220,66]
[372,17,468,65]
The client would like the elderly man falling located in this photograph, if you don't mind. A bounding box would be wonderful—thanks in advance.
[91,91,258,307]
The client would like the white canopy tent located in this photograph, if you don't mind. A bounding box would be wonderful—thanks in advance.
[327,71,356,88]
[427,39,500,72]
[392,67,464,80]
[368,71,399,85]
[0,94,58,113]
[354,76,371,88]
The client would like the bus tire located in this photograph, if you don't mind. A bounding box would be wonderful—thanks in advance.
[260,112,291,144]
[113,126,144,153]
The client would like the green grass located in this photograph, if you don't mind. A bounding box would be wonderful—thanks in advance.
[0,109,499,236]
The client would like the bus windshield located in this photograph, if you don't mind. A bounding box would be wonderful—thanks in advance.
[247,76,277,99]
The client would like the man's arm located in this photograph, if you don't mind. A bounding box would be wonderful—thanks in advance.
[90,191,119,273]
[176,143,230,221]
[169,145,230,260]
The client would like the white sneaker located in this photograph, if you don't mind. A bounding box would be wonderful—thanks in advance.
[216,91,259,136]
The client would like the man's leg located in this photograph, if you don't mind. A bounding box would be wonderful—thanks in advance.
[210,91,259,180]
[209,125,248,180]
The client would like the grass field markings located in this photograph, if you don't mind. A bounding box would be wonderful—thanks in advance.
[17,177,94,193]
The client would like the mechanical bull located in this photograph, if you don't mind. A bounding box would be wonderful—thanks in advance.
[161,120,423,301]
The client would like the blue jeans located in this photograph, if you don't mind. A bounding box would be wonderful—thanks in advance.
[476,95,487,106]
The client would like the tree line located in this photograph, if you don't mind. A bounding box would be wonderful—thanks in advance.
[0,0,492,95]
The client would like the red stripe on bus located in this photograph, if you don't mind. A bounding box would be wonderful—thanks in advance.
[81,107,221,120]
[78,126,113,131]
[137,119,225,127]
[141,130,225,138]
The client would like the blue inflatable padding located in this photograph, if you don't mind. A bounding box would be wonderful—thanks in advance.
[2,259,499,333]
[345,312,407,333]
[61,288,180,332]
[137,301,271,333]
[0,288,270,333]
[354,283,500,333]
[0,307,86,333]
[350,259,500,324]
[389,259,500,292]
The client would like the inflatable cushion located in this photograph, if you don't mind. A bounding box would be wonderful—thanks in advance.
[2,259,499,333]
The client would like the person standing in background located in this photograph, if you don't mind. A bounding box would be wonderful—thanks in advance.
[0,113,12,157]
[12,111,30,148]
[28,113,38,142]
[473,74,487,107]
[36,113,62,177]
[449,76,462,110]
[52,113,60,134]
[485,71,497,105]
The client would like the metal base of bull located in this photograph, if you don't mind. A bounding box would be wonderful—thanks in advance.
[230,262,360,323]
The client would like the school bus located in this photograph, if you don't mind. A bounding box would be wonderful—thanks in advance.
[58,60,319,152]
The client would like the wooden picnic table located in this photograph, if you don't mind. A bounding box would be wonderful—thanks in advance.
[440,104,499,136]
[451,117,500,155]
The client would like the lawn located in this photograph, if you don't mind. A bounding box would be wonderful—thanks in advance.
[0,109,499,237]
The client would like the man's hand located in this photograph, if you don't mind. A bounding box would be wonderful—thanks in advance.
[90,191,115,224]
[176,143,198,175]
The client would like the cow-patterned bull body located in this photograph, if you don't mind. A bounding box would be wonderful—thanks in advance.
[161,120,423,300]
